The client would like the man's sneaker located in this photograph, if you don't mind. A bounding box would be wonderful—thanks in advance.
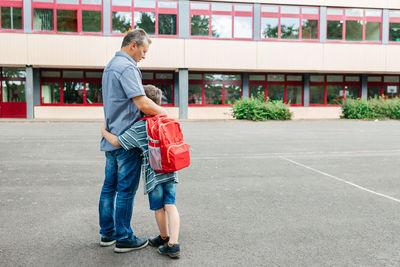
[158,243,181,258]
[148,235,169,247]
[100,237,116,247]
[114,237,148,253]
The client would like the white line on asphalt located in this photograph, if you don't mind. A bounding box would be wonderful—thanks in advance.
[279,156,400,204]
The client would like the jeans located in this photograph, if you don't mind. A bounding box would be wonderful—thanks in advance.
[99,148,142,242]
[148,181,177,211]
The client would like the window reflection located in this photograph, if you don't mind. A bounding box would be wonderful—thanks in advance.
[310,85,324,104]
[302,19,318,39]
[281,18,299,39]
[158,84,173,104]
[158,14,177,35]
[368,87,381,98]
[86,83,102,104]
[211,15,232,38]
[41,83,61,104]
[57,10,78,32]
[234,16,252,39]
[327,85,343,104]
[287,85,302,104]
[224,85,241,104]
[2,81,25,102]
[365,22,380,41]
[345,20,363,41]
[268,85,284,101]
[63,82,84,104]
[33,9,54,31]
[134,12,155,35]
[191,15,209,36]
[204,84,222,104]
[261,18,278,38]
[249,86,265,99]
[1,7,23,30]
[189,85,202,104]
[327,20,343,40]
[112,12,131,33]
[82,11,101,32]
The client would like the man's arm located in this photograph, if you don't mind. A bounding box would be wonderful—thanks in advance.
[133,95,166,116]
[101,124,121,147]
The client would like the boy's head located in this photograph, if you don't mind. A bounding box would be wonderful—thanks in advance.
[143,85,162,105]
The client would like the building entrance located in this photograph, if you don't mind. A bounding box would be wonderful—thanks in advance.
[0,68,26,118]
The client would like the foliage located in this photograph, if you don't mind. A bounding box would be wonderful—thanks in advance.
[341,97,400,120]
[232,93,292,121]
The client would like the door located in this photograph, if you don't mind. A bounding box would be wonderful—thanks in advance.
[0,68,27,118]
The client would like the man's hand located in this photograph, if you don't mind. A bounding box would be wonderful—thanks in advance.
[101,122,106,136]
[133,95,166,115]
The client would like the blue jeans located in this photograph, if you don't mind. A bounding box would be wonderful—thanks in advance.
[148,181,177,211]
[99,148,142,242]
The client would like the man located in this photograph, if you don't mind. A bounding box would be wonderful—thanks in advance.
[99,29,165,253]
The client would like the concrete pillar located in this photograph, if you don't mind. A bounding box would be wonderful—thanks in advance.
[303,73,310,106]
[242,72,249,98]
[253,3,261,41]
[103,0,111,35]
[25,66,34,119]
[319,7,327,43]
[361,74,368,101]
[178,69,188,119]
[178,0,189,38]
[382,9,389,45]
[23,0,32,33]
[174,71,179,106]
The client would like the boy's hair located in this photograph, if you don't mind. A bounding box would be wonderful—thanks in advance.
[143,85,162,105]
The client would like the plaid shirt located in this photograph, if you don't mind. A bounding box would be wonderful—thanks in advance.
[117,120,178,194]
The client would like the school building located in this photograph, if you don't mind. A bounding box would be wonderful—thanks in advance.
[1,0,400,120]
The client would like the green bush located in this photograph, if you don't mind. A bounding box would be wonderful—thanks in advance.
[341,97,400,120]
[232,93,292,121]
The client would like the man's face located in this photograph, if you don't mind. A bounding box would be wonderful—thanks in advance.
[131,42,149,63]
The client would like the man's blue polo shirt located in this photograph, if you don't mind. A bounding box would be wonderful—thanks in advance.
[100,51,145,152]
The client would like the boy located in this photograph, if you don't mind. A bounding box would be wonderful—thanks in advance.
[101,85,181,258]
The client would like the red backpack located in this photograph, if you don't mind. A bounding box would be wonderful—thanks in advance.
[141,115,190,173]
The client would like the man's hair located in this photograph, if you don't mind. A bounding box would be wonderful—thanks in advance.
[121,28,152,48]
[143,85,162,105]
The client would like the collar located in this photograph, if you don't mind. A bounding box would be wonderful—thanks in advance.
[115,51,137,66]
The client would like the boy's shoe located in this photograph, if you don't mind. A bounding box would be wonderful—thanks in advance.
[114,237,148,253]
[100,237,116,247]
[158,243,181,258]
[148,235,169,247]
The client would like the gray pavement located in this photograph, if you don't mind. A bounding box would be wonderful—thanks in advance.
[1,120,400,266]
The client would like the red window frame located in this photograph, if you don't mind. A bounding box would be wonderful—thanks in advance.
[31,0,103,35]
[309,74,361,106]
[248,73,304,106]
[326,7,382,44]
[111,0,179,37]
[188,72,242,106]
[189,1,253,40]
[367,75,400,99]
[0,0,24,32]
[141,71,175,106]
[39,69,103,106]
[0,66,26,101]
[260,5,319,42]
[388,10,400,44]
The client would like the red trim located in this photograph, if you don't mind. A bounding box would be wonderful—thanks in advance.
[0,1,24,32]
[31,0,103,35]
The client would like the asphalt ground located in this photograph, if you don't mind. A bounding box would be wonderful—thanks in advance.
[1,120,400,267]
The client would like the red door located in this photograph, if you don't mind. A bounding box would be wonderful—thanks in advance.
[0,79,27,118]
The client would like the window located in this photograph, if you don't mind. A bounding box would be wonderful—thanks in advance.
[249,74,303,105]
[190,2,253,40]
[309,74,361,105]
[141,71,174,105]
[40,69,103,105]
[327,8,382,42]
[261,5,319,41]
[32,0,102,34]
[389,10,400,42]
[0,1,23,31]
[189,73,242,105]
[367,75,400,99]
[112,0,178,36]
[0,67,26,103]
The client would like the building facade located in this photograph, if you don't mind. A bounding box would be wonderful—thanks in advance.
[1,0,400,120]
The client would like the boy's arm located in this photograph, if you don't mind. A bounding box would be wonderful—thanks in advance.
[101,124,121,147]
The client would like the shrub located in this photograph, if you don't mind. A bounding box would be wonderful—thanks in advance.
[341,97,400,120]
[232,93,292,121]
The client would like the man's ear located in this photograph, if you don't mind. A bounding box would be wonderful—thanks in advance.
[130,41,137,50]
